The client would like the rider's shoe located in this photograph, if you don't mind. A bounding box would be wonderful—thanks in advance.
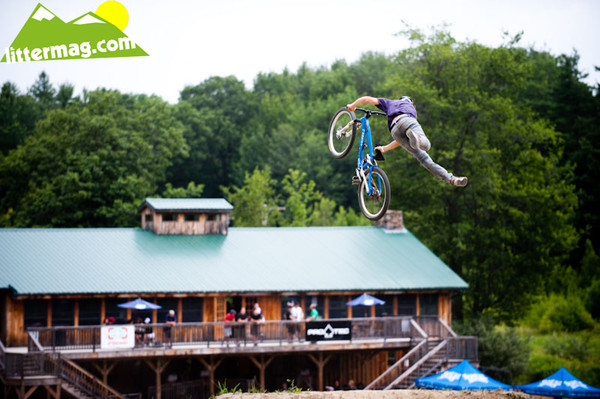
[449,176,468,187]
[406,128,421,151]
[352,176,361,185]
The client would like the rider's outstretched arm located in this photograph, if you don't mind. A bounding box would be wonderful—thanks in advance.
[375,141,400,154]
[347,96,379,111]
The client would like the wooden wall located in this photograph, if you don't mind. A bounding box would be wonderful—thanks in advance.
[140,208,229,235]
[438,292,452,327]
[1,292,25,346]
[331,351,389,388]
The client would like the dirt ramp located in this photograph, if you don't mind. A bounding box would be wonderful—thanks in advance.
[219,390,529,399]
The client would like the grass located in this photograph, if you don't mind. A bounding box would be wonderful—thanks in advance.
[212,379,304,397]
[518,326,600,386]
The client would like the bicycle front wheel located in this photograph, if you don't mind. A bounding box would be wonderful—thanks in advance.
[328,107,357,159]
[358,166,391,221]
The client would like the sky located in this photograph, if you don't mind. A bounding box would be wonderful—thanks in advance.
[1,0,599,104]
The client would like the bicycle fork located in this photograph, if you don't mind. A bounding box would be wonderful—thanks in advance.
[353,158,381,199]
[336,120,355,139]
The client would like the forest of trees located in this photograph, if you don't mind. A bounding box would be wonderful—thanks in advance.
[1,28,599,382]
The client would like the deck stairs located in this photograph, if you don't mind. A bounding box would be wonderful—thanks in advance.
[365,317,476,390]
[61,381,95,399]
[1,335,126,399]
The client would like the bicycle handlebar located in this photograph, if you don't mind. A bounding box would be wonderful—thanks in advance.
[354,107,387,117]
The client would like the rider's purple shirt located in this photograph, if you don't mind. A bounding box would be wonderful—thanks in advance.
[376,98,418,130]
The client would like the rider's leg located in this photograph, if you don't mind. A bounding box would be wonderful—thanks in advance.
[392,116,431,151]
[391,123,467,186]
[412,149,467,186]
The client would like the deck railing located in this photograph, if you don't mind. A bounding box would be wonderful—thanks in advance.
[364,335,478,390]
[5,334,126,399]
[414,316,457,338]
[25,316,431,352]
[445,336,478,360]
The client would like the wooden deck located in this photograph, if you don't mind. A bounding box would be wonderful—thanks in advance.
[1,317,478,399]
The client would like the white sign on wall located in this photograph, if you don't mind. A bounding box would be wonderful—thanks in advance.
[101,325,135,349]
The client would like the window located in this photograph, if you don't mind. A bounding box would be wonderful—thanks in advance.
[353,305,371,318]
[24,299,47,329]
[281,295,301,319]
[182,298,204,322]
[145,214,154,222]
[375,295,395,317]
[328,295,348,319]
[206,213,221,222]
[51,299,75,326]
[78,299,102,325]
[419,294,439,316]
[157,298,179,323]
[304,295,324,320]
[184,214,199,222]
[162,214,177,222]
[104,298,129,323]
[244,296,258,313]
[397,294,417,316]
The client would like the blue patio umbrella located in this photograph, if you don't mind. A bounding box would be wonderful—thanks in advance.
[416,359,511,391]
[346,293,386,306]
[515,367,600,398]
[117,297,162,310]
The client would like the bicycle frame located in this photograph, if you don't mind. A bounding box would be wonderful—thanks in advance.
[355,111,381,196]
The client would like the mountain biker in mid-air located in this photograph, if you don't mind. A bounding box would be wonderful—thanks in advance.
[347,96,468,187]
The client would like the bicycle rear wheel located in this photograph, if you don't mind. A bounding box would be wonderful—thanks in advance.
[328,107,357,159]
[357,166,390,221]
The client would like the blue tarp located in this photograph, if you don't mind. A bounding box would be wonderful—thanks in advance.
[416,359,511,391]
[515,367,600,398]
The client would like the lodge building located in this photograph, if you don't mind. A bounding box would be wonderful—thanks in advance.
[0,199,477,399]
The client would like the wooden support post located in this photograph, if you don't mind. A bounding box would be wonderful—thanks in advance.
[145,358,170,399]
[248,355,274,390]
[199,357,224,396]
[307,352,332,391]
[93,360,119,385]
[16,385,37,399]
[43,384,60,399]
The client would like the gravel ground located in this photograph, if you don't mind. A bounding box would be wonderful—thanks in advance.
[218,390,530,399]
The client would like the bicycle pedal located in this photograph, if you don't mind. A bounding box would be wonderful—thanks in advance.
[352,176,361,185]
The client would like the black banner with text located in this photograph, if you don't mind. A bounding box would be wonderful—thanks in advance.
[305,320,352,342]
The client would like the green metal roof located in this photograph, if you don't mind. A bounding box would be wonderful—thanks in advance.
[0,227,467,295]
[139,198,233,212]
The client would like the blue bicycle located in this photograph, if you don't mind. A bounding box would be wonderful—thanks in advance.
[328,107,390,221]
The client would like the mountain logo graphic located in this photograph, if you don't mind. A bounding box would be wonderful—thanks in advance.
[2,1,149,63]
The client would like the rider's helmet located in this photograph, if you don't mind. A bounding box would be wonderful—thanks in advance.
[399,96,413,104]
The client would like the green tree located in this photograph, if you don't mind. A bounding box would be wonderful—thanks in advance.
[522,50,600,264]
[28,71,56,111]
[56,83,78,108]
[455,316,530,384]
[280,169,322,226]
[579,240,600,319]
[0,90,187,227]
[223,167,368,228]
[0,82,41,154]
[162,181,204,198]
[172,76,257,196]
[223,167,278,227]
[382,28,578,320]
